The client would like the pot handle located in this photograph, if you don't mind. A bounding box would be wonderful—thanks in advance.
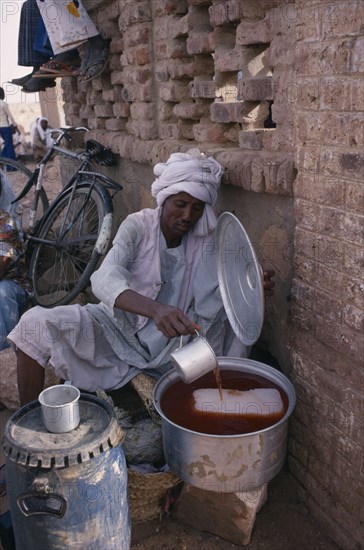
[17,491,67,518]
[176,329,200,350]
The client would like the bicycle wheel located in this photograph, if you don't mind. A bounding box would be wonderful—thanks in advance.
[0,157,49,224]
[30,182,113,307]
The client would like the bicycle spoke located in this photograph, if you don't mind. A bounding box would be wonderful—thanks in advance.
[31,185,109,306]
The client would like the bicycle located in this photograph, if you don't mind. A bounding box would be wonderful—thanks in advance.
[0,127,123,308]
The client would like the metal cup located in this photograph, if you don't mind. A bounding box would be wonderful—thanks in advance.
[38,383,80,433]
[170,330,218,384]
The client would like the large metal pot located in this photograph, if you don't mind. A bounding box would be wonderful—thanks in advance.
[153,357,296,493]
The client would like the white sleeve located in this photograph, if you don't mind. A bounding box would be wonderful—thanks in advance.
[90,214,143,310]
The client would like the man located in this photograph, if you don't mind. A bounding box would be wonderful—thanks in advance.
[0,171,31,351]
[8,149,274,405]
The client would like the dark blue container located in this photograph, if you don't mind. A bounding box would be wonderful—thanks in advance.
[3,394,131,550]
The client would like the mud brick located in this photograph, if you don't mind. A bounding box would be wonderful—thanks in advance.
[154,0,188,16]
[123,24,150,48]
[236,17,271,45]
[321,1,364,40]
[94,103,114,117]
[158,122,182,140]
[113,102,131,118]
[105,118,127,131]
[118,1,152,32]
[179,121,195,140]
[135,45,151,65]
[192,122,228,143]
[130,102,155,120]
[346,181,364,214]
[159,81,189,102]
[238,130,264,150]
[209,0,264,26]
[110,37,124,54]
[237,77,273,101]
[178,8,210,34]
[210,102,236,124]
[295,40,352,76]
[139,120,159,140]
[187,31,213,55]
[168,57,214,79]
[172,102,208,120]
[189,80,216,99]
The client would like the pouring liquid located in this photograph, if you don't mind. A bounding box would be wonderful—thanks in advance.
[160,369,288,435]
[213,367,223,401]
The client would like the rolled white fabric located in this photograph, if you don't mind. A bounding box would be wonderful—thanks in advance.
[151,149,224,236]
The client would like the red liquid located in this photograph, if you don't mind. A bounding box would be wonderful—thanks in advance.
[160,369,288,436]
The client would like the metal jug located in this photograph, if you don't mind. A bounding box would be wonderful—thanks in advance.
[170,330,218,384]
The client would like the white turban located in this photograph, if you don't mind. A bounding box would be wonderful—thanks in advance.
[151,149,224,236]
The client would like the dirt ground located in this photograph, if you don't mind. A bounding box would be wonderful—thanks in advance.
[0,161,339,550]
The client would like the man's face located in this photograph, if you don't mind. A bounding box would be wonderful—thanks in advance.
[161,192,205,246]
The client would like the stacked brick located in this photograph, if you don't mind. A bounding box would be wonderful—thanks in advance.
[60,1,364,548]
[289,2,364,549]
[62,0,297,196]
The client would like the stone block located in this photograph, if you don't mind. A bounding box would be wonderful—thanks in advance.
[154,0,188,16]
[159,81,189,102]
[193,122,228,143]
[113,102,131,118]
[237,77,273,101]
[158,122,182,140]
[209,0,264,26]
[187,31,213,55]
[346,181,364,214]
[94,103,114,117]
[175,483,268,546]
[236,17,271,45]
[189,80,216,99]
[135,45,151,65]
[320,1,364,40]
[214,46,261,72]
[118,1,152,32]
[172,101,208,120]
[167,57,214,79]
[105,118,127,131]
[238,130,264,150]
[130,102,155,120]
[295,40,353,76]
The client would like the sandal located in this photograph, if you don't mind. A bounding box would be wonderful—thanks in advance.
[33,70,76,78]
[33,60,77,78]
[79,54,110,83]
[78,42,110,83]
[38,60,79,74]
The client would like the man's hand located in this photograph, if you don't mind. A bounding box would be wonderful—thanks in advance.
[263,269,275,296]
[114,289,200,339]
[153,303,200,338]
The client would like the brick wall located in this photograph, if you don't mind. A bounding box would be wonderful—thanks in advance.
[62,1,363,548]
[289,1,364,549]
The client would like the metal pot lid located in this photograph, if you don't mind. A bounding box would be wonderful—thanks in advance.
[3,394,123,469]
[216,211,264,346]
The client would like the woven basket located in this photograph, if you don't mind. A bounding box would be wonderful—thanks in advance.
[128,467,182,523]
[130,373,161,425]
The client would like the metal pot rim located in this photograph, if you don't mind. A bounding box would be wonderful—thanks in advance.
[153,357,296,439]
